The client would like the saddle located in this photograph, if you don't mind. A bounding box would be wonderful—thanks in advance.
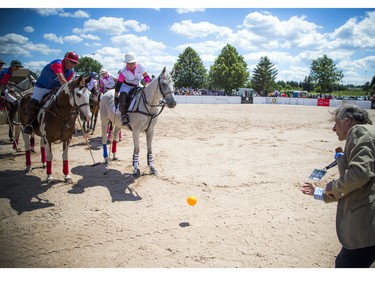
[125,87,142,112]
[26,88,59,135]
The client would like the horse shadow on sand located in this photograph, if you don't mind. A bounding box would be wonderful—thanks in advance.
[70,134,103,151]
[68,163,142,202]
[0,169,57,215]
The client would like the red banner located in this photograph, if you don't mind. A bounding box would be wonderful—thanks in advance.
[317,98,330,106]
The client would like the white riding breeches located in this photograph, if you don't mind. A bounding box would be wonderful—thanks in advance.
[4,90,17,103]
[32,86,51,102]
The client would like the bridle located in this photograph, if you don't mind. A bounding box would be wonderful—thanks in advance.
[127,74,174,132]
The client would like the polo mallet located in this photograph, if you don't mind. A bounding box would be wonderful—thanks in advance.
[77,117,100,167]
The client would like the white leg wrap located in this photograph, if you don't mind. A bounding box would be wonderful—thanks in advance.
[147,153,154,168]
[133,154,139,169]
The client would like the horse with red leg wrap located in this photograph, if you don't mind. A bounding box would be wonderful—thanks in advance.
[18,76,92,183]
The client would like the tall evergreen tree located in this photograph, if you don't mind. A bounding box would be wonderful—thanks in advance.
[251,56,278,96]
[208,44,249,94]
[310,54,343,93]
[173,47,207,89]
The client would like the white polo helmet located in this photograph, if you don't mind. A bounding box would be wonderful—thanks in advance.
[124,52,138,64]
[99,68,107,75]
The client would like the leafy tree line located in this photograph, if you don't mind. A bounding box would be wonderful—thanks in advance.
[172,44,347,96]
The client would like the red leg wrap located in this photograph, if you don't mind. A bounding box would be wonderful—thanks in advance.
[26,150,31,167]
[112,140,117,153]
[63,160,69,176]
[41,147,46,163]
[47,161,52,175]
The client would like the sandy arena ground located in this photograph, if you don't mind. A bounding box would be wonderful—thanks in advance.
[1,104,374,271]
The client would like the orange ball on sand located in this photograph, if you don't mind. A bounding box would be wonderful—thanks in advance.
[187,196,197,206]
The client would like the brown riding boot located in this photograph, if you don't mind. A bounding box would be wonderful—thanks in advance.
[23,98,39,135]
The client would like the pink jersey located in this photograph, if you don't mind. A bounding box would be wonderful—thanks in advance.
[117,63,146,86]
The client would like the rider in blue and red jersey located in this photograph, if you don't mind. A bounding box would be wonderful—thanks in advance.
[0,60,23,124]
[23,51,80,134]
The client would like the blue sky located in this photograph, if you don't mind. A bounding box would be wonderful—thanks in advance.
[0,5,374,85]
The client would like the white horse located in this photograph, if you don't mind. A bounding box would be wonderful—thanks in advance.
[19,76,92,183]
[100,66,177,176]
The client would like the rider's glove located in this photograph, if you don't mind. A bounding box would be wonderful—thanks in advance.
[114,96,120,109]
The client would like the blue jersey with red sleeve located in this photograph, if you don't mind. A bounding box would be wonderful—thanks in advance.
[0,67,13,86]
[35,59,74,89]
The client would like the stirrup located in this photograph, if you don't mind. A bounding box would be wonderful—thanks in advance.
[23,125,33,135]
[121,115,129,125]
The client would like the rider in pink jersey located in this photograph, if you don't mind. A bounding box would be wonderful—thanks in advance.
[114,52,151,125]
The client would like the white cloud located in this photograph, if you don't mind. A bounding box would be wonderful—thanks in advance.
[111,34,166,55]
[24,26,35,33]
[33,8,89,18]
[170,20,232,39]
[82,17,149,36]
[44,33,64,44]
[0,34,60,57]
[0,33,29,44]
[241,12,324,50]
[63,35,83,44]
[328,11,375,49]
[175,8,205,14]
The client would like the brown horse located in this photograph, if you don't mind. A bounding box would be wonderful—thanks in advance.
[18,76,92,183]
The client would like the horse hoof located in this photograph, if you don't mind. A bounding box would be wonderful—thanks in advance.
[64,176,73,184]
[42,162,46,168]
[133,168,140,177]
[47,175,54,183]
[25,166,32,173]
[150,167,158,176]
[112,157,118,161]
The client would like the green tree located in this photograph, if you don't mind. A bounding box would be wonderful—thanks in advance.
[173,47,207,89]
[302,75,314,92]
[369,76,375,96]
[251,56,278,96]
[74,56,102,77]
[310,54,344,93]
[208,44,249,95]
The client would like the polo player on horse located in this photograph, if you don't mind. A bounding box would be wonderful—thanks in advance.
[23,52,80,135]
[0,60,23,126]
[114,52,151,125]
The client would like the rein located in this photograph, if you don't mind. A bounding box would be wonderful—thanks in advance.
[42,80,90,143]
[127,75,172,131]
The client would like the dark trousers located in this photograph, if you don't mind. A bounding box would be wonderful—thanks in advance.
[335,245,375,268]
